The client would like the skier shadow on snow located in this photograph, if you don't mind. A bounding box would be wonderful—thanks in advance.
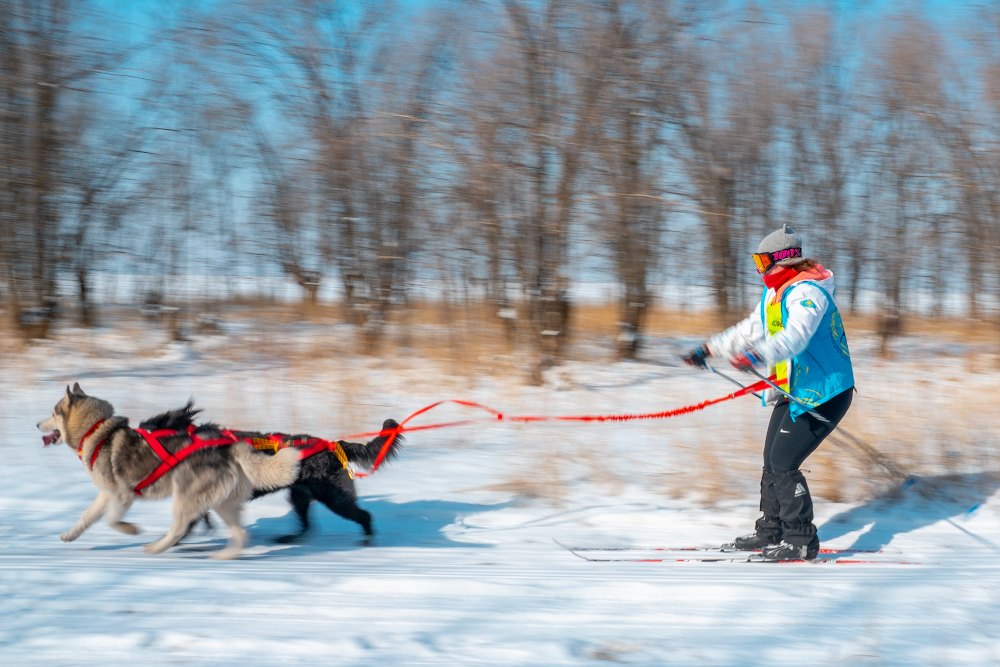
[819,472,1000,552]
[233,497,510,558]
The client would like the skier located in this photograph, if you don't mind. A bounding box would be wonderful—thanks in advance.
[681,225,854,561]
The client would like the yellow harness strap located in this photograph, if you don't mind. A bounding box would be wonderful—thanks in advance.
[332,441,354,479]
[249,436,353,479]
[765,300,790,390]
[251,437,283,453]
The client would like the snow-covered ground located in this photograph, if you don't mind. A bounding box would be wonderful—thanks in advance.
[2,322,999,666]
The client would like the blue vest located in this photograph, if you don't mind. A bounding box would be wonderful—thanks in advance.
[758,282,855,420]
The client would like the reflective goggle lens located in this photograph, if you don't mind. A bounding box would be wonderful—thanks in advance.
[752,247,801,273]
[752,253,772,274]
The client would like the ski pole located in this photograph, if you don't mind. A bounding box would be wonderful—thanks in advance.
[743,367,910,483]
[709,365,762,399]
[715,365,830,425]
[744,368,831,424]
[715,367,994,549]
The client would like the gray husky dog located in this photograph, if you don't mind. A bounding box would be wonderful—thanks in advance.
[37,383,300,559]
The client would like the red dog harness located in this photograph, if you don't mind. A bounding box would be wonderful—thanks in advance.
[76,419,109,470]
[71,414,399,496]
[132,425,246,495]
[130,426,399,496]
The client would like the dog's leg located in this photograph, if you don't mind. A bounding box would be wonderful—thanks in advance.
[144,496,203,555]
[61,492,110,542]
[105,497,140,535]
[211,493,247,560]
[178,513,212,543]
[276,485,313,544]
[312,487,374,539]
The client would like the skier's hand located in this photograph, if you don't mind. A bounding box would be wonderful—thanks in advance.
[681,345,711,370]
[730,348,762,373]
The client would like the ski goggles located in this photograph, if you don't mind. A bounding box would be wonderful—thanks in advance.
[752,247,802,274]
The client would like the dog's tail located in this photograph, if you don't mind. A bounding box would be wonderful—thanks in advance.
[232,444,300,490]
[339,419,404,467]
[139,400,201,431]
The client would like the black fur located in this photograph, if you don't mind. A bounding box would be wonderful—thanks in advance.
[138,404,402,543]
[138,401,202,432]
[245,419,402,543]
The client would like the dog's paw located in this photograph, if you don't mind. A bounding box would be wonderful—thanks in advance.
[111,521,140,535]
[143,541,168,554]
[59,532,77,543]
[211,549,241,561]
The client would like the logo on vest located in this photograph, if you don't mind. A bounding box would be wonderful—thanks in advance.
[794,483,807,497]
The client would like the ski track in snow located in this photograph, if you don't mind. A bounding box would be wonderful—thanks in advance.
[1,327,999,666]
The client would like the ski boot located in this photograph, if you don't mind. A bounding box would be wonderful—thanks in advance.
[720,532,777,552]
[758,540,818,562]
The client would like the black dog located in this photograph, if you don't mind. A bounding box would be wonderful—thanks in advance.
[138,404,402,543]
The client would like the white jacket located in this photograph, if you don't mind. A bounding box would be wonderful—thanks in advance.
[707,271,839,403]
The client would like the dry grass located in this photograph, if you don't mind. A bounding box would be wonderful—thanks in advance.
[678,410,766,505]
[12,298,1000,506]
[806,444,849,503]
[481,433,631,505]
[7,298,999,367]
[0,312,31,355]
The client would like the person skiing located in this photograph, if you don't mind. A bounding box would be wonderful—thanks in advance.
[681,225,854,561]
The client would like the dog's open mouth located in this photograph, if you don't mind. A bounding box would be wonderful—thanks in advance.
[42,430,60,447]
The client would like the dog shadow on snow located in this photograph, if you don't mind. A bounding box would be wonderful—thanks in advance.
[221,497,510,558]
[86,498,508,558]
[819,472,1000,552]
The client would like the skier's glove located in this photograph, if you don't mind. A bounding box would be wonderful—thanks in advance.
[730,348,762,373]
[681,345,711,370]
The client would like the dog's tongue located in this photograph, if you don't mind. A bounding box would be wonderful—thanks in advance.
[42,430,60,447]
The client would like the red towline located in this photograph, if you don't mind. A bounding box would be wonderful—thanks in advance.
[343,374,776,476]
[105,375,774,495]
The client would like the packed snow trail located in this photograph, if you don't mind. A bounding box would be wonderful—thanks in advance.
[0,491,995,666]
[3,445,997,666]
[2,328,1000,665]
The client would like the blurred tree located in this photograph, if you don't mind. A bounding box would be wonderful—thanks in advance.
[868,14,949,355]
[0,0,163,336]
[672,8,781,320]
[211,0,449,351]
[0,0,76,337]
[458,0,606,382]
[589,0,680,359]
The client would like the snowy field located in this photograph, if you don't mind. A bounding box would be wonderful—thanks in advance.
[2,321,1000,666]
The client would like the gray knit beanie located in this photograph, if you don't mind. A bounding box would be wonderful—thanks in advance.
[757,224,805,266]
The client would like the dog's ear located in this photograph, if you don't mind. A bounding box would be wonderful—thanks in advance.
[72,382,86,396]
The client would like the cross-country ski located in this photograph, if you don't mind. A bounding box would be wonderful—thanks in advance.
[556,545,901,554]
[554,541,919,564]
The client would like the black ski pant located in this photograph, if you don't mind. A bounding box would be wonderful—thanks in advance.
[754,387,853,550]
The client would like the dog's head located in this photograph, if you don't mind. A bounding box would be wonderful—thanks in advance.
[37,383,115,450]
